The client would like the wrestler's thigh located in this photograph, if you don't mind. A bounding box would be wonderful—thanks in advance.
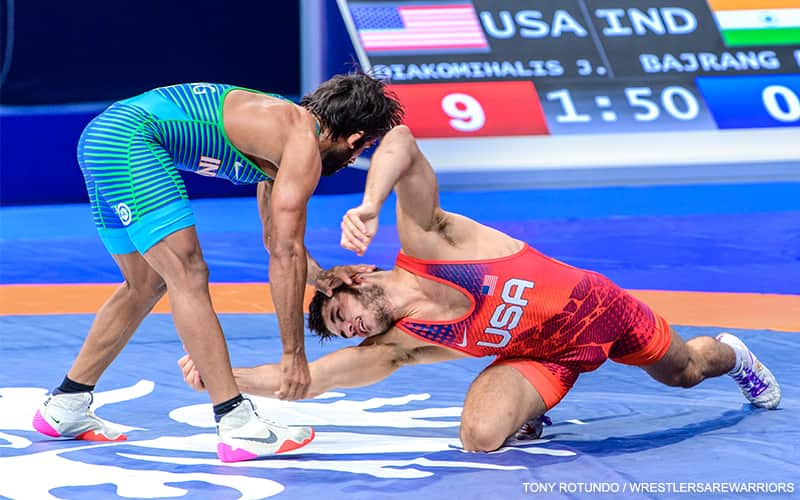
[462,363,547,439]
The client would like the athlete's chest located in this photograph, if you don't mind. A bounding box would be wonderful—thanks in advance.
[414,277,473,320]
[401,268,580,355]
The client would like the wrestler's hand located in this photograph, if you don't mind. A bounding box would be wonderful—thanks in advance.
[276,351,311,401]
[178,354,206,391]
[315,264,376,297]
[341,205,378,256]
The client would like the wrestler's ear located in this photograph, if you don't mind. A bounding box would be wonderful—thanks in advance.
[346,131,365,149]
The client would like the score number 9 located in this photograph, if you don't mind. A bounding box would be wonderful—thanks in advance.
[441,93,486,132]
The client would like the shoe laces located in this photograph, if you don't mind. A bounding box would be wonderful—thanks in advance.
[242,397,287,429]
[257,414,288,428]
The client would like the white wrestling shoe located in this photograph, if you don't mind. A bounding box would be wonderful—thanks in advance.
[717,333,781,409]
[32,392,127,441]
[216,398,315,462]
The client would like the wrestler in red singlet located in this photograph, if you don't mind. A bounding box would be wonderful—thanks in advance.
[394,244,672,409]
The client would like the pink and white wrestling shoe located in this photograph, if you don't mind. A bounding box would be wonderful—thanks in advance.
[32,392,127,441]
[216,398,315,462]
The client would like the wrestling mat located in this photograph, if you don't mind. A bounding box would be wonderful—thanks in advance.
[1,184,798,499]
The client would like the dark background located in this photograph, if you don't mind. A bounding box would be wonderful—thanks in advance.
[0,0,367,205]
[0,0,301,104]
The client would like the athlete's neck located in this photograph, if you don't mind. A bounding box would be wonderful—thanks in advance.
[359,269,429,321]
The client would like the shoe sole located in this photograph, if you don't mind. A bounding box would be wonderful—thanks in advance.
[32,409,127,441]
[75,430,127,442]
[217,429,316,463]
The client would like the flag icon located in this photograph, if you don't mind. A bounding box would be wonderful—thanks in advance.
[348,2,489,54]
[708,0,800,47]
[481,274,498,296]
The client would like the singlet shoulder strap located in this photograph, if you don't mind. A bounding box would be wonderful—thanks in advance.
[394,252,476,307]
[394,252,429,275]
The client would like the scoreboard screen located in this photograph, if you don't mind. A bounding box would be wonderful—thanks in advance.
[337,0,800,174]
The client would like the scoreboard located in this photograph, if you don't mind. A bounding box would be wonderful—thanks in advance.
[336,0,800,175]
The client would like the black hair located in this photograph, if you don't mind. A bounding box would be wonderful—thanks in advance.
[307,290,337,342]
[300,72,405,148]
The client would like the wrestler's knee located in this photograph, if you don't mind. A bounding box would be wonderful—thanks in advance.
[459,417,505,452]
[115,254,167,304]
[151,237,209,291]
[124,273,167,302]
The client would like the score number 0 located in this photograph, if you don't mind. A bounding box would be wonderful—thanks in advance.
[763,85,800,122]
[441,93,486,132]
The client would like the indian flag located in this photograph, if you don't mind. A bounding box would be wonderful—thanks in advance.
[708,0,800,47]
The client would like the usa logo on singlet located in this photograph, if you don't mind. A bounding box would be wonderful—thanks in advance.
[480,278,535,348]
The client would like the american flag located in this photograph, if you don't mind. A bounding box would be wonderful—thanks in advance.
[349,2,489,54]
[481,274,498,296]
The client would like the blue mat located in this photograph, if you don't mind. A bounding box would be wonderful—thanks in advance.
[0,316,797,499]
[1,184,798,499]
[2,183,799,293]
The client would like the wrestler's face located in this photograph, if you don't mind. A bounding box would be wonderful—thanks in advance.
[323,283,393,339]
[320,137,376,176]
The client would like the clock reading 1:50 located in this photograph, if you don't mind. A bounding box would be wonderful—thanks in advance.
[545,87,700,123]
[545,85,800,125]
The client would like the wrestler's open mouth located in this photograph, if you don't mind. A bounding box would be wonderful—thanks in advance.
[356,317,368,337]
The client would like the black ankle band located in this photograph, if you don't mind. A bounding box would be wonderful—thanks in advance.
[53,376,95,395]
[213,394,245,422]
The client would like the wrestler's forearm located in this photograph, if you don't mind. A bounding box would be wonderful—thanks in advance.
[361,168,402,214]
[316,345,403,391]
[233,365,281,397]
[361,132,415,212]
[232,363,327,398]
[233,346,403,399]
[269,248,307,355]
[267,244,319,289]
